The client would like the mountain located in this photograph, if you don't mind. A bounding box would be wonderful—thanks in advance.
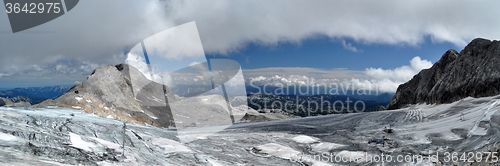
[35,64,179,128]
[387,38,500,110]
[0,96,31,107]
[0,86,71,100]
[246,85,392,98]
[34,64,293,129]
[0,86,71,105]
[247,93,391,117]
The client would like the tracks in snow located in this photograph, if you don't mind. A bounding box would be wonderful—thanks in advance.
[403,109,424,122]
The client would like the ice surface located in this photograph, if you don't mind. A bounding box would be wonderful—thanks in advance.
[398,98,500,145]
[0,132,18,141]
[254,143,300,160]
[2,94,500,165]
[151,137,191,153]
[335,150,366,162]
[90,137,121,151]
[206,158,224,166]
[293,135,319,143]
[311,142,346,152]
[69,132,97,151]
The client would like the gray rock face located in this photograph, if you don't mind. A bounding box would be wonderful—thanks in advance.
[35,64,177,128]
[0,97,31,107]
[387,38,500,110]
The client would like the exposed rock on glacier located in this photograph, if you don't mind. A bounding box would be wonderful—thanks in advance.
[388,38,500,109]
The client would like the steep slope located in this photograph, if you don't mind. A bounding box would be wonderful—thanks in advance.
[35,64,178,128]
[388,38,500,109]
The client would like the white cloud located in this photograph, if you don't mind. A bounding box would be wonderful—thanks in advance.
[0,73,9,79]
[1,0,498,87]
[410,56,433,71]
[165,0,500,55]
[188,61,211,81]
[125,52,173,87]
[342,40,362,53]
[362,56,432,92]
[143,22,205,60]
[0,0,175,85]
[244,56,433,93]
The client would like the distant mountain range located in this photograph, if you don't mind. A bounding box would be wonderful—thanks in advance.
[246,85,394,100]
[0,86,72,104]
[248,93,391,117]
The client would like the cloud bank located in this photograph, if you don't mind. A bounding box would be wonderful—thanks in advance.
[244,56,432,93]
[165,0,500,55]
[0,0,498,87]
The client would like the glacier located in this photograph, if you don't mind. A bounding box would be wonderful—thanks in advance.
[1,94,500,165]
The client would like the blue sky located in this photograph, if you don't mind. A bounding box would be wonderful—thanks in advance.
[207,36,459,71]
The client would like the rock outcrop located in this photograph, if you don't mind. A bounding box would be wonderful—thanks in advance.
[35,64,178,128]
[0,97,31,107]
[387,38,500,110]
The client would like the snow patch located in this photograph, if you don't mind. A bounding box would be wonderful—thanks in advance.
[86,99,92,103]
[75,97,83,101]
[104,107,109,110]
[335,150,366,162]
[0,110,23,117]
[151,138,191,153]
[0,132,18,141]
[72,106,82,109]
[293,135,319,143]
[90,137,121,151]
[206,158,224,166]
[69,132,97,151]
[106,115,113,119]
[254,143,300,160]
[311,142,346,152]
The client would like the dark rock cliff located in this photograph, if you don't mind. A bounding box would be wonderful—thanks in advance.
[387,38,500,110]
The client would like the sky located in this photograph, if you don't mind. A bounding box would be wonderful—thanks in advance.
[0,0,499,93]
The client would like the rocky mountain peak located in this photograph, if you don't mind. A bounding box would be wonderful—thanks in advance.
[387,38,500,110]
[35,64,176,127]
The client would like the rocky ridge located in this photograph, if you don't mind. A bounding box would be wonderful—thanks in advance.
[35,64,178,128]
[388,38,500,109]
[35,64,295,129]
[0,97,31,107]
